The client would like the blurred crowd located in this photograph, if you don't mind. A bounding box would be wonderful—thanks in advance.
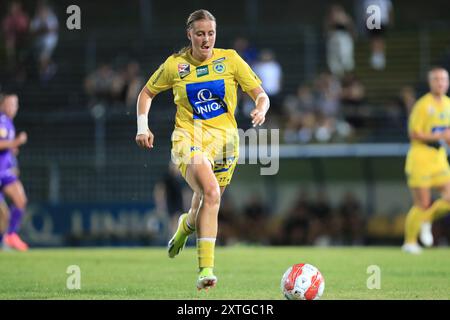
[2,0,59,84]
[153,161,450,247]
[155,162,366,246]
[217,189,367,246]
[232,1,402,143]
[84,61,143,110]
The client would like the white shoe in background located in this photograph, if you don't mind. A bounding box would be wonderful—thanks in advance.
[401,243,423,255]
[420,222,434,247]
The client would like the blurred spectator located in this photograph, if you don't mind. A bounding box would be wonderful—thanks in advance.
[362,0,394,70]
[282,84,316,143]
[282,74,353,143]
[84,63,118,106]
[217,193,240,245]
[314,115,337,143]
[340,73,367,129]
[279,189,312,244]
[302,190,333,245]
[313,72,348,142]
[240,193,270,243]
[30,1,59,82]
[153,162,190,235]
[283,84,315,119]
[337,191,366,245]
[341,73,366,106]
[252,49,283,117]
[2,1,29,77]
[232,36,259,66]
[314,71,341,118]
[324,4,356,77]
[384,85,416,130]
[397,85,416,116]
[112,61,144,109]
[310,190,332,221]
[277,189,367,246]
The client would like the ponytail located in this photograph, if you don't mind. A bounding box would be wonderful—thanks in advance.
[174,45,192,57]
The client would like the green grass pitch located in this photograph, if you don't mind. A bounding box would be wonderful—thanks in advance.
[0,246,449,299]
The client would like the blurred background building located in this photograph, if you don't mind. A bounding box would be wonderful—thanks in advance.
[1,0,450,247]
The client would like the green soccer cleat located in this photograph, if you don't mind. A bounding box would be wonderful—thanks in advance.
[197,267,217,291]
[167,213,193,258]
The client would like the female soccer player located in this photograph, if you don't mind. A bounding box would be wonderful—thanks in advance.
[135,9,270,289]
[403,67,450,254]
[0,94,28,251]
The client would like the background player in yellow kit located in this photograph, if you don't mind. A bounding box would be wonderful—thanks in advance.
[135,9,270,289]
[403,67,450,254]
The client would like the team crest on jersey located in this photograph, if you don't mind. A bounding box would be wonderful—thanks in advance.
[178,63,191,78]
[213,62,226,74]
[186,80,228,120]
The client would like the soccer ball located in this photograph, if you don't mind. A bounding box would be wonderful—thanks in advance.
[281,263,325,300]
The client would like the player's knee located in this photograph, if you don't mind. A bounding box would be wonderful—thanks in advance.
[16,196,27,210]
[201,185,221,208]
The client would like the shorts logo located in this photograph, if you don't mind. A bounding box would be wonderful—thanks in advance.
[196,65,209,77]
[213,62,226,74]
[178,63,190,78]
[431,126,449,133]
[190,146,202,152]
[186,80,228,120]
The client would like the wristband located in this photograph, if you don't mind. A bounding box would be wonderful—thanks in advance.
[137,114,149,135]
[255,92,270,112]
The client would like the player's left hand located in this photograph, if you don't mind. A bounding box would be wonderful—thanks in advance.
[250,108,266,127]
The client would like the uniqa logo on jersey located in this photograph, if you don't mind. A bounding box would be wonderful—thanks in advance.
[186,80,228,120]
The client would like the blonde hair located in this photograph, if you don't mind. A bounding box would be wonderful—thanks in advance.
[428,66,448,79]
[174,9,216,57]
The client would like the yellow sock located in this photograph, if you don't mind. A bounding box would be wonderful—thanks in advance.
[423,199,450,222]
[197,238,215,269]
[404,206,425,244]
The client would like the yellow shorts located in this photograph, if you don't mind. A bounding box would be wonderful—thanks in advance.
[171,128,239,187]
[405,146,450,188]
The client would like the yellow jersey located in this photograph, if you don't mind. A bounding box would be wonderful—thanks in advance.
[408,92,450,152]
[406,92,450,187]
[145,48,262,135]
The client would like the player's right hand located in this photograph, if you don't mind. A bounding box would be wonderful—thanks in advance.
[15,132,27,146]
[135,129,154,149]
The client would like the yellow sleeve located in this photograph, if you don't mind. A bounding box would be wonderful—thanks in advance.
[408,100,426,134]
[232,50,262,92]
[145,57,174,95]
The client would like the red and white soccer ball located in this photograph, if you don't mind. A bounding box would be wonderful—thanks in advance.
[281,263,325,300]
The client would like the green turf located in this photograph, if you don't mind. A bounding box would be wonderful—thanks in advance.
[0,246,449,300]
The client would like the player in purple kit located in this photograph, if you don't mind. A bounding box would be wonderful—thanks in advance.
[0,195,9,244]
[0,94,28,251]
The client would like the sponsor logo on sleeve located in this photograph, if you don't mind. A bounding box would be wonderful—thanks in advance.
[178,63,191,78]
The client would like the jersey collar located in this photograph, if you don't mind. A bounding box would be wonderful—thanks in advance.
[186,49,216,66]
